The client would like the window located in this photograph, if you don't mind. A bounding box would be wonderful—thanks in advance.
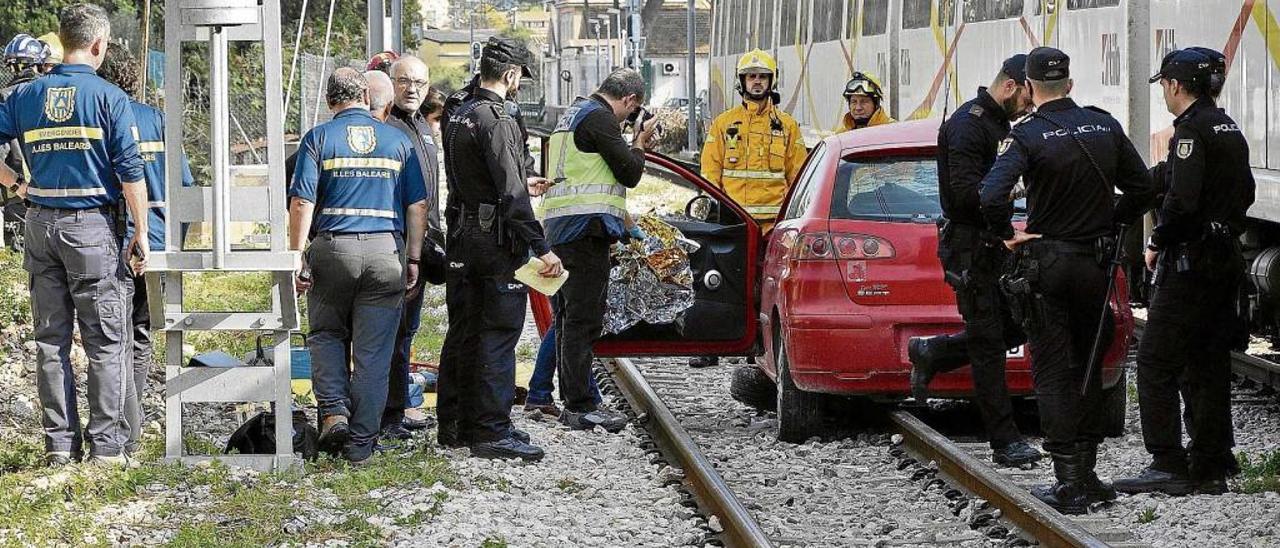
[829,156,943,222]
[902,0,932,29]
[862,0,889,36]
[783,143,827,220]
[964,0,1025,23]
[780,1,798,44]
[758,0,775,49]
[1068,0,1120,9]
[813,0,842,42]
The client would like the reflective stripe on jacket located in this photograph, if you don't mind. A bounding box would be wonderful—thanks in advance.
[542,98,627,242]
[700,100,807,226]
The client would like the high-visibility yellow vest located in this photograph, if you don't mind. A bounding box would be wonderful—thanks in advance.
[542,99,628,241]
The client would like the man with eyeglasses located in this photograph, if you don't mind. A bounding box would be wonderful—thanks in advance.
[380,55,446,440]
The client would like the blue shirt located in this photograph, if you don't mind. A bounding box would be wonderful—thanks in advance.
[289,108,428,235]
[0,63,145,209]
[125,101,195,251]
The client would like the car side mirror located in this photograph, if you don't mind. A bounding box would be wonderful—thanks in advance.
[685,194,720,223]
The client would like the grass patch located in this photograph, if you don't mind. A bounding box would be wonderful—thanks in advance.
[0,431,460,546]
[481,538,509,548]
[628,173,698,217]
[1137,507,1158,524]
[555,477,585,494]
[410,285,447,364]
[1234,450,1280,494]
[0,249,30,325]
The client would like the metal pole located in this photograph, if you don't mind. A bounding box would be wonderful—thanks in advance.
[138,0,152,103]
[603,18,612,71]
[1127,0,1154,246]
[469,0,475,74]
[210,27,230,269]
[367,0,385,59]
[391,0,403,52]
[686,0,696,152]
[594,21,602,87]
[615,10,623,68]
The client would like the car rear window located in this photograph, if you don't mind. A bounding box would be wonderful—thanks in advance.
[829,156,942,222]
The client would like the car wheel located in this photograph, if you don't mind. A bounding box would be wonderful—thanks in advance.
[1101,367,1128,438]
[730,365,776,411]
[775,336,822,443]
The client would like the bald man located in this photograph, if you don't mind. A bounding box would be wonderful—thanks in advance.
[364,70,394,121]
[382,55,444,439]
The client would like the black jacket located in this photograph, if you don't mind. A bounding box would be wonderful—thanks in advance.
[443,77,537,175]
[1150,96,1255,248]
[978,98,1154,242]
[937,88,1011,228]
[387,105,443,243]
[442,87,548,256]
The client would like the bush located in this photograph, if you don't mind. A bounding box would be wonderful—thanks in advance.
[0,250,29,325]
[431,65,472,96]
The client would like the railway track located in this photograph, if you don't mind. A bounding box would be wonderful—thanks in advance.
[599,357,1154,548]
[1132,316,1280,393]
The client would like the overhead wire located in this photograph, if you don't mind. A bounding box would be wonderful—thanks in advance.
[282,0,310,125]
[310,0,339,129]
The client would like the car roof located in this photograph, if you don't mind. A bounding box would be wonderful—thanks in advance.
[825,118,941,155]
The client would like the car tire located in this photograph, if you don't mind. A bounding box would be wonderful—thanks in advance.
[1101,367,1128,438]
[730,365,776,411]
[775,337,822,443]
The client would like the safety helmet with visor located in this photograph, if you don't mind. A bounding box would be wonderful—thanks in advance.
[736,49,779,101]
[4,34,50,69]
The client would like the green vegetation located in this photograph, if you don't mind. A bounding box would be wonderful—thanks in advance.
[1137,507,1159,524]
[0,249,28,327]
[1234,449,1280,494]
[555,477,585,494]
[482,538,510,548]
[0,430,459,546]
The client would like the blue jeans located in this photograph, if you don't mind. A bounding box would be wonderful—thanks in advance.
[527,323,602,407]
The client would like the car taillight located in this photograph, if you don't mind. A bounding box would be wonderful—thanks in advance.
[793,232,895,260]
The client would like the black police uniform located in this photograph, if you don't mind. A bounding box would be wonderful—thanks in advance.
[438,72,549,460]
[978,48,1154,514]
[916,81,1028,456]
[1123,51,1255,493]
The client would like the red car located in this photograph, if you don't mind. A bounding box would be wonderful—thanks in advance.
[531,119,1132,442]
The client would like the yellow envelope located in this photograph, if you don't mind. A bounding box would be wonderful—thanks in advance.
[514,257,569,295]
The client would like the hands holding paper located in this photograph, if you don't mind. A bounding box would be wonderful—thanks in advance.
[537,251,563,278]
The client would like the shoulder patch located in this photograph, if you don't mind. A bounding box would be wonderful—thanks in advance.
[968,104,984,117]
[997,137,1013,156]
[1175,139,1195,160]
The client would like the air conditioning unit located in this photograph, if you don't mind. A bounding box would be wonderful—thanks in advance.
[662,61,680,76]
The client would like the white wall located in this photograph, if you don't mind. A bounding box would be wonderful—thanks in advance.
[647,55,708,107]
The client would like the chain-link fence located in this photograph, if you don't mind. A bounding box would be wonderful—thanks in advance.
[296,52,366,135]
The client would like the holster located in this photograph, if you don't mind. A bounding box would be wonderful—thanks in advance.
[999,249,1040,329]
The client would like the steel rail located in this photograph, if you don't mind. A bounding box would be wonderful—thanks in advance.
[889,411,1110,548]
[1133,317,1280,389]
[603,358,774,548]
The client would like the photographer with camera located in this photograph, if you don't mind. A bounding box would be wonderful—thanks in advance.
[543,68,655,433]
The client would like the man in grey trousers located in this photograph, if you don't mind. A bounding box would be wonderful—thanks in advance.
[0,4,149,466]
[289,68,428,464]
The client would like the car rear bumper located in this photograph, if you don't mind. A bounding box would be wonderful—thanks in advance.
[781,314,1125,397]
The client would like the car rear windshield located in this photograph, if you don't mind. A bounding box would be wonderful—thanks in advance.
[829,156,942,222]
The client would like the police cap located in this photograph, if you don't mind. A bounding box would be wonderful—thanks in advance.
[1148,49,1213,84]
[1000,53,1028,85]
[482,36,534,78]
[1025,47,1070,81]
[1185,46,1226,75]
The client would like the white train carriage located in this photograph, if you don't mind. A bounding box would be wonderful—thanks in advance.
[708,0,1280,335]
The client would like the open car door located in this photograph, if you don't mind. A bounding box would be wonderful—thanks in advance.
[530,151,762,357]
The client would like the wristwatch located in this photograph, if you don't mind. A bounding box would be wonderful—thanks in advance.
[407,257,421,265]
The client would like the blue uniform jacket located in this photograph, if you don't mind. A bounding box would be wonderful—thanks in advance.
[289,108,428,235]
[0,63,145,209]
[978,98,1152,242]
[126,101,195,251]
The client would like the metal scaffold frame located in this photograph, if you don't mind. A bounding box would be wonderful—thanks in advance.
[150,0,299,471]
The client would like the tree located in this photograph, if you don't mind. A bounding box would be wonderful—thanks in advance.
[0,1,135,50]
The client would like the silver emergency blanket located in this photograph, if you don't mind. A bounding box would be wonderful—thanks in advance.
[604,215,700,334]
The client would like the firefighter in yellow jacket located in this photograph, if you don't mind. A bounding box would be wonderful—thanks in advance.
[700,49,806,231]
[838,72,895,131]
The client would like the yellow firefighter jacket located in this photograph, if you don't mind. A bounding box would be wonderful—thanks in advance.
[700,100,807,229]
[838,108,896,132]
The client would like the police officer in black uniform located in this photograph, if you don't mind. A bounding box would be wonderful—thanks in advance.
[438,38,562,461]
[909,54,1040,467]
[1114,49,1255,497]
[978,47,1154,514]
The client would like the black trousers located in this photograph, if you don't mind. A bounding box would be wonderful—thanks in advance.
[1020,242,1109,457]
[553,235,612,413]
[1136,264,1241,479]
[931,238,1025,448]
[437,226,526,443]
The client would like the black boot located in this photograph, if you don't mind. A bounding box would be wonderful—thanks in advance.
[907,337,936,402]
[1031,450,1091,515]
[1114,466,1194,496]
[1077,443,1116,503]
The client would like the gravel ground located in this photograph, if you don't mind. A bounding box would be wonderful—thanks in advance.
[632,357,1007,547]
